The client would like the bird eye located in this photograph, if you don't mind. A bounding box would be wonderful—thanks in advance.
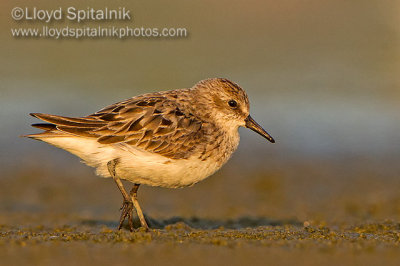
[228,100,238,108]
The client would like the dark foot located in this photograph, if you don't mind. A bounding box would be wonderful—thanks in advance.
[118,200,134,232]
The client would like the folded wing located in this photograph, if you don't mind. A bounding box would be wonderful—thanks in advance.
[28,94,207,159]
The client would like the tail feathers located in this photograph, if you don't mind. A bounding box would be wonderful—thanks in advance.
[30,113,105,128]
[25,113,104,139]
[31,123,57,131]
[22,131,65,139]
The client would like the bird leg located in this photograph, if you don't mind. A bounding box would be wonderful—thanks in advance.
[107,159,134,231]
[130,184,149,230]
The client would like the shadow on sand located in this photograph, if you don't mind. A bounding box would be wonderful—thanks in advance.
[81,216,302,230]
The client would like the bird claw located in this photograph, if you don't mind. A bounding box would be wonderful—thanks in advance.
[118,200,134,232]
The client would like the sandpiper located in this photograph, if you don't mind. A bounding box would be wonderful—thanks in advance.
[25,78,275,231]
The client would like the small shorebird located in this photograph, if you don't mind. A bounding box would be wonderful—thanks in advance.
[25,78,275,231]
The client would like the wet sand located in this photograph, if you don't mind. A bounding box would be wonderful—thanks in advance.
[1,155,400,265]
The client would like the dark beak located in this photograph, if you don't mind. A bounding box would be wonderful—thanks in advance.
[245,115,275,143]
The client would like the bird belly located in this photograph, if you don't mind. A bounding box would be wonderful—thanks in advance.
[33,136,232,188]
[115,144,224,188]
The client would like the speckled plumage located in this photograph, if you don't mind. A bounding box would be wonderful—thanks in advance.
[25,78,275,230]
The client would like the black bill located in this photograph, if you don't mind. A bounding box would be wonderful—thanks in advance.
[245,115,275,143]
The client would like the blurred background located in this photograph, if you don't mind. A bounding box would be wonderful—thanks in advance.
[0,0,399,228]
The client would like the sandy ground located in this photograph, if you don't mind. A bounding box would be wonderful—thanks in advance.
[1,155,400,265]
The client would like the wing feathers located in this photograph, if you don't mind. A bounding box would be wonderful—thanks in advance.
[98,135,126,144]
[29,91,207,159]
